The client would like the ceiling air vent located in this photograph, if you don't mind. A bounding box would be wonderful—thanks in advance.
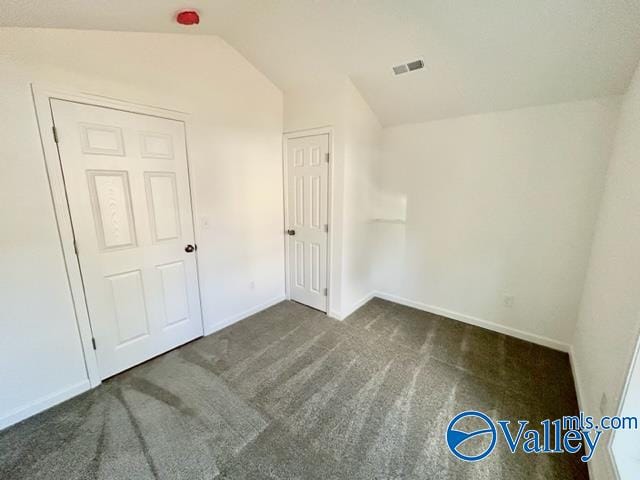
[392,64,409,75]
[392,58,424,76]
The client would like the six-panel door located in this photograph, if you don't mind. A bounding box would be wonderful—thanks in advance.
[286,134,329,312]
[51,100,203,379]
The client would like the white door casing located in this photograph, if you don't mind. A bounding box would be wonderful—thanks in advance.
[51,99,203,379]
[286,134,329,312]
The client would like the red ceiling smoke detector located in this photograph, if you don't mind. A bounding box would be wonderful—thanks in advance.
[176,10,200,26]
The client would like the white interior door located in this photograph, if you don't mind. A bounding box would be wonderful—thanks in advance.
[51,99,203,379]
[286,134,329,312]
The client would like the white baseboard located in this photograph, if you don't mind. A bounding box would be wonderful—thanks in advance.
[374,291,571,352]
[569,345,587,411]
[204,295,286,335]
[572,346,622,480]
[0,380,91,431]
[568,346,597,480]
[329,291,376,321]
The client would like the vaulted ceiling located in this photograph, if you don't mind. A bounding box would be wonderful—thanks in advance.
[3,0,640,125]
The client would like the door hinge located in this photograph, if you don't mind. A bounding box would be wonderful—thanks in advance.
[52,126,59,144]
[91,337,97,350]
[324,224,329,233]
[325,152,330,163]
[324,288,328,296]
[73,240,79,255]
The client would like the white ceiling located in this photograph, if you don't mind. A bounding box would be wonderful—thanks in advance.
[3,0,640,125]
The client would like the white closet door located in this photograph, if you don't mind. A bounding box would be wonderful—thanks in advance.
[51,100,202,379]
[286,134,329,312]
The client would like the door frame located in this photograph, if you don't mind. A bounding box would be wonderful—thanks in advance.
[32,84,204,388]
[282,127,334,313]
[609,321,640,479]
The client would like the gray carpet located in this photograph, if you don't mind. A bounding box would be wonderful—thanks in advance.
[0,298,588,479]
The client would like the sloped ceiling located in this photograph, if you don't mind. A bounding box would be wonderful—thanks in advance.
[2,0,640,125]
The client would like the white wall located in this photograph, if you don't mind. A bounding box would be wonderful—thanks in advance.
[374,98,620,348]
[572,61,640,480]
[341,82,382,314]
[284,78,382,318]
[0,28,284,428]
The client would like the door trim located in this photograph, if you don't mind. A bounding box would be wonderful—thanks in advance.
[282,127,334,313]
[608,320,640,480]
[32,84,204,389]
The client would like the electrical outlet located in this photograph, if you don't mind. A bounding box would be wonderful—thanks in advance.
[503,295,514,308]
[600,392,608,416]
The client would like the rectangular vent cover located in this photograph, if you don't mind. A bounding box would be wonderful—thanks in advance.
[392,64,409,75]
[392,59,424,76]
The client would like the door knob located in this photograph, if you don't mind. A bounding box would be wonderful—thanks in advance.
[185,244,195,253]
[286,229,296,236]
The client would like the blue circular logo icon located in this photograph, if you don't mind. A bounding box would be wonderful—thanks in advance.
[446,410,497,462]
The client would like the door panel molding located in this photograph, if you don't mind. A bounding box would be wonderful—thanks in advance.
[32,84,202,389]
[283,127,334,313]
